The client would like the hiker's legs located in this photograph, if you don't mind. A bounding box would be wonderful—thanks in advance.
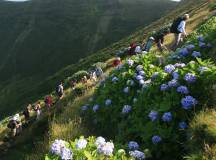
[172,33,182,50]
[157,42,163,52]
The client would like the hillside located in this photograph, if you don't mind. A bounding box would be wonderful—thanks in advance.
[0,0,179,119]
[0,0,215,160]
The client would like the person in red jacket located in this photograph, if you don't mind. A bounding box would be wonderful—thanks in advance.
[45,95,53,113]
[112,57,121,67]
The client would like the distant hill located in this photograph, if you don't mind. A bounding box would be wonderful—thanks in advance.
[0,0,179,119]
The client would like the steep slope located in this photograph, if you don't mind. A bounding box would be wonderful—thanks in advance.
[0,0,179,119]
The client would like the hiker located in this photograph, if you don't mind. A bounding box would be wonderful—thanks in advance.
[34,102,41,120]
[113,57,121,67]
[81,76,88,84]
[7,114,22,137]
[45,95,53,112]
[56,82,64,99]
[95,67,103,78]
[90,71,97,82]
[171,14,190,50]
[128,42,137,55]
[23,104,31,123]
[69,80,76,90]
[144,29,170,52]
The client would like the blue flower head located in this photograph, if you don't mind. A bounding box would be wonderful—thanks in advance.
[112,77,119,83]
[139,79,145,85]
[127,59,134,66]
[172,71,179,79]
[97,142,114,156]
[181,96,198,110]
[148,111,158,121]
[138,70,145,76]
[93,104,100,112]
[122,105,132,114]
[162,112,172,122]
[105,99,112,106]
[128,141,139,150]
[174,63,186,68]
[177,86,189,94]
[95,137,106,147]
[179,122,188,129]
[81,105,88,111]
[152,135,162,144]
[136,65,143,72]
[136,75,144,81]
[76,139,88,149]
[60,147,73,160]
[199,42,206,48]
[123,87,130,94]
[197,35,204,42]
[164,64,175,73]
[192,51,201,58]
[184,73,196,83]
[186,44,195,50]
[160,84,169,91]
[168,79,179,87]
[179,48,189,57]
[129,150,145,160]
[198,66,209,72]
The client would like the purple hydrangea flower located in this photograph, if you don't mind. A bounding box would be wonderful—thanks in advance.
[127,59,134,66]
[197,36,204,42]
[76,139,88,149]
[184,73,196,83]
[105,99,112,106]
[136,65,143,72]
[151,72,159,79]
[160,84,169,91]
[179,122,188,129]
[199,42,206,48]
[186,44,195,50]
[112,77,119,83]
[138,70,145,76]
[122,105,132,114]
[81,105,88,111]
[97,142,114,156]
[50,139,66,156]
[179,48,189,57]
[93,104,100,112]
[95,137,106,147]
[128,141,139,150]
[172,71,179,79]
[60,147,73,160]
[136,75,144,81]
[174,63,186,68]
[181,96,198,110]
[148,111,158,121]
[168,79,179,87]
[177,86,189,94]
[162,112,172,122]
[139,79,145,85]
[152,136,162,144]
[164,64,175,73]
[198,66,209,72]
[192,51,201,58]
[123,87,130,94]
[129,150,145,159]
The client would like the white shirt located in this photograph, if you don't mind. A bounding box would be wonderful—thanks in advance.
[177,21,186,34]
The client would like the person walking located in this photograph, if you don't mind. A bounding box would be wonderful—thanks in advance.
[171,14,190,50]
[34,102,41,120]
[56,82,64,99]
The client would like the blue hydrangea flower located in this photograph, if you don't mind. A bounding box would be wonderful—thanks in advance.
[97,142,114,156]
[127,59,134,66]
[138,70,145,76]
[148,111,158,121]
[164,64,175,73]
[192,51,201,58]
[162,112,172,122]
[112,77,119,83]
[130,80,135,86]
[184,73,196,83]
[160,84,169,91]
[179,122,188,129]
[198,66,209,72]
[60,147,73,160]
[151,72,159,79]
[129,150,145,160]
[152,135,162,144]
[177,86,189,94]
[128,141,139,150]
[76,139,88,149]
[181,96,198,110]
[136,75,144,81]
[95,137,106,147]
[186,44,195,50]
[81,105,88,111]
[174,63,186,68]
[105,99,112,106]
[50,139,66,156]
[139,79,145,85]
[179,48,189,57]
[172,71,179,79]
[136,65,143,72]
[93,104,100,112]
[123,87,130,94]
[197,35,204,42]
[168,79,179,87]
[122,105,132,114]
[199,42,206,48]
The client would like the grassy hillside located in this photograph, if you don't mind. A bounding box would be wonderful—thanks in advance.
[0,0,178,119]
[0,0,215,159]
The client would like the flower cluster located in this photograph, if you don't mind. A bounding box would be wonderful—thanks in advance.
[129,150,145,159]
[184,73,196,83]
[162,112,172,122]
[152,136,162,145]
[148,111,158,121]
[179,48,189,57]
[179,122,188,130]
[93,104,100,112]
[168,79,178,87]
[192,51,201,58]
[105,99,112,106]
[164,64,175,73]
[160,84,169,91]
[128,141,139,150]
[76,139,87,149]
[112,77,119,83]
[81,105,88,111]
[177,86,189,94]
[122,105,132,114]
[127,59,134,66]
[97,142,114,156]
[181,96,198,110]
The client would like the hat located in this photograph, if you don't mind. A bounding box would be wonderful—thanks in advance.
[149,37,155,40]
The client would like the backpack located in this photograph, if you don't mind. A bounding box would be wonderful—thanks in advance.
[170,17,183,33]
[7,120,16,129]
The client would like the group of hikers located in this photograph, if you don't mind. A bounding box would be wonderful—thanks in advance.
[5,14,189,139]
